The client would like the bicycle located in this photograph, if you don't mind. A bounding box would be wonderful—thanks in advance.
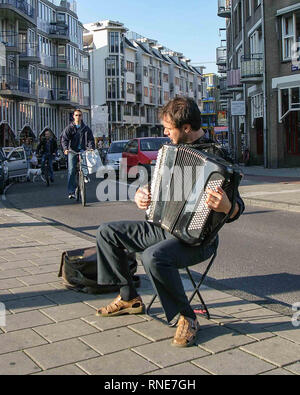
[69,150,89,207]
[38,154,52,187]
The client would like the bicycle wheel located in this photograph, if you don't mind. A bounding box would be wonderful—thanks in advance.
[79,170,86,207]
[76,171,80,202]
[44,163,50,187]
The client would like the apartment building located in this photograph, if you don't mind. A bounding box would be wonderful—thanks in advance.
[0,0,90,145]
[218,0,300,167]
[83,20,203,142]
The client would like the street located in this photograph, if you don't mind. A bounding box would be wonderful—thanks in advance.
[3,170,300,315]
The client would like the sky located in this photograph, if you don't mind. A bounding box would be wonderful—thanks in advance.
[76,0,226,74]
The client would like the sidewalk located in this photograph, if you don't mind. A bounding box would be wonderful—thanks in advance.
[0,203,299,376]
[239,165,300,213]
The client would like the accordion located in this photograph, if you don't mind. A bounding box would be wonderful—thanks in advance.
[146,144,242,246]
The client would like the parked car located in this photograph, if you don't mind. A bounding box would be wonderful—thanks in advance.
[0,148,9,194]
[120,137,170,178]
[104,140,129,174]
[2,147,28,181]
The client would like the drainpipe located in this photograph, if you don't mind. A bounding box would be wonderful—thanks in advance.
[262,0,268,168]
[241,0,246,160]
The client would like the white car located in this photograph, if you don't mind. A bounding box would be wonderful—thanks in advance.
[2,147,28,180]
[100,140,129,177]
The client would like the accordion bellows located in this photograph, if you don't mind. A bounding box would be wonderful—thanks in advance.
[146,144,241,246]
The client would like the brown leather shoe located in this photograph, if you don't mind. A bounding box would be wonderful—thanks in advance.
[171,315,200,348]
[96,295,145,317]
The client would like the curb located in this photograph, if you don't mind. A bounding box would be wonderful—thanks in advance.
[243,197,300,213]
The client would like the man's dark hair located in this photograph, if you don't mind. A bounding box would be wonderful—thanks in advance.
[73,108,83,115]
[159,97,201,131]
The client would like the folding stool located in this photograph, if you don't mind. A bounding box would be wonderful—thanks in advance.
[146,250,218,326]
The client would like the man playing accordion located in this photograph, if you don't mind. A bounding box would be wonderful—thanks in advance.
[96,97,245,347]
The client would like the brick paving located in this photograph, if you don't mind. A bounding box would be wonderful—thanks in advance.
[0,207,299,375]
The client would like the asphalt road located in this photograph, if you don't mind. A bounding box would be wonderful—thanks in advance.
[3,170,300,315]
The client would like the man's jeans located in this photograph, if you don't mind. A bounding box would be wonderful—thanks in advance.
[41,154,54,181]
[68,151,89,194]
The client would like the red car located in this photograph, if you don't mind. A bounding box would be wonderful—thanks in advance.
[120,137,170,178]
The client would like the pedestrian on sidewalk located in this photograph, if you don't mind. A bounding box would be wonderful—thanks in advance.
[61,109,95,199]
[95,97,245,348]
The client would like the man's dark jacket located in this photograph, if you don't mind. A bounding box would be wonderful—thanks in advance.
[61,122,95,153]
[36,138,58,156]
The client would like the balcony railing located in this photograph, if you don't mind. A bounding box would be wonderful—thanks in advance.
[49,23,70,39]
[0,74,35,94]
[0,32,19,50]
[218,0,231,18]
[0,0,35,18]
[241,54,263,79]
[19,45,40,59]
[227,68,242,88]
[216,46,227,66]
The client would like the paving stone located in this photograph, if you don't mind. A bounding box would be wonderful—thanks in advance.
[24,338,99,370]
[260,368,295,375]
[33,319,99,343]
[196,324,255,354]
[0,260,36,270]
[77,349,158,375]
[241,337,300,367]
[16,273,59,286]
[23,264,58,275]
[192,348,276,375]
[133,339,210,368]
[145,362,210,375]
[224,321,276,341]
[0,290,19,303]
[41,302,96,322]
[233,308,290,329]
[83,313,146,331]
[5,296,57,314]
[0,278,26,290]
[80,327,151,355]
[0,351,41,375]
[0,269,30,279]
[44,290,97,305]
[205,307,241,326]
[0,329,48,354]
[268,321,300,344]
[34,364,87,375]
[128,319,176,342]
[1,310,54,332]
[284,361,300,375]
[214,298,265,315]
[9,284,57,298]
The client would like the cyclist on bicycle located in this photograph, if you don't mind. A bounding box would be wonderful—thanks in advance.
[61,108,95,199]
[36,129,58,183]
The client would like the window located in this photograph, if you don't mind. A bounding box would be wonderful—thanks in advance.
[163,73,169,83]
[246,0,251,18]
[143,66,148,77]
[124,104,131,116]
[127,83,134,94]
[251,93,263,125]
[144,87,148,97]
[126,61,134,72]
[109,32,119,53]
[282,15,294,60]
[253,0,261,9]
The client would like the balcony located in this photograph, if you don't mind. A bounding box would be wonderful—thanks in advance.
[227,69,243,91]
[218,0,231,18]
[241,54,263,83]
[49,23,70,41]
[0,74,36,98]
[0,33,21,53]
[19,45,40,63]
[0,0,35,21]
[216,46,227,66]
[52,56,78,74]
